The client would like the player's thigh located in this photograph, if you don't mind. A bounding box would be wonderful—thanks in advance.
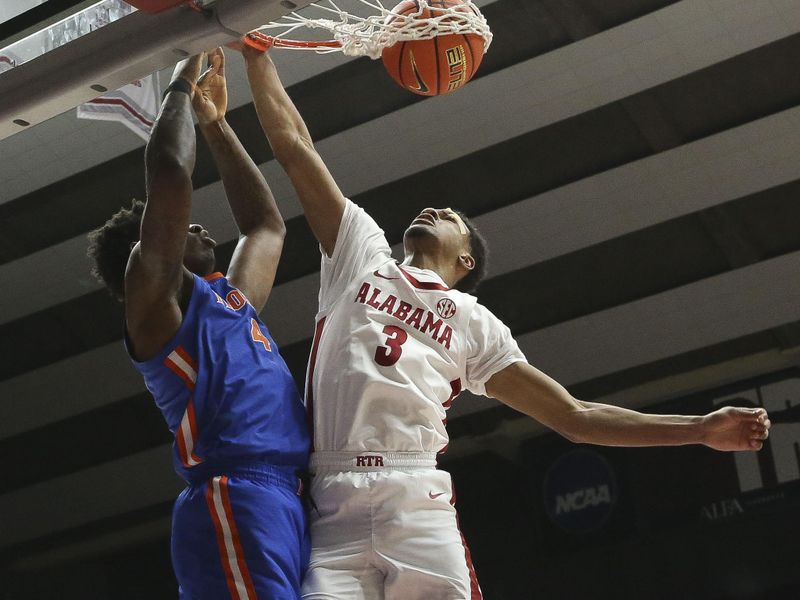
[172,485,230,599]
[225,476,310,595]
[173,477,308,599]
[382,519,478,600]
[306,470,374,550]
[303,471,379,599]
[378,470,481,600]
[301,563,384,600]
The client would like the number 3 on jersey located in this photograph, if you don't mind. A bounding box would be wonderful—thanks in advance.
[375,325,408,366]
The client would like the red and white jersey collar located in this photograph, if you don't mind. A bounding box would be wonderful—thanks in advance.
[397,264,450,291]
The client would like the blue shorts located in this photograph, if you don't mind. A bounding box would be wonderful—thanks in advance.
[172,463,309,600]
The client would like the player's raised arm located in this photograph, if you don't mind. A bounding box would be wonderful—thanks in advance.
[193,48,285,312]
[125,54,204,359]
[241,45,346,257]
[485,361,771,451]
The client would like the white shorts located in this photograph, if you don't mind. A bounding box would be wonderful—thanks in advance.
[301,452,482,600]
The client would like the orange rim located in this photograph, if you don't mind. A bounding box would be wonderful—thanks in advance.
[243,31,342,52]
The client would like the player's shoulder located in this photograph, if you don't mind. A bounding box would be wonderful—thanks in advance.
[432,286,480,325]
[341,198,368,227]
[202,273,254,311]
[196,272,228,300]
[201,271,227,290]
[343,199,386,234]
[467,296,506,326]
[445,286,478,306]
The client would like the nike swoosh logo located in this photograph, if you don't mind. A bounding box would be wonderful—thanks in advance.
[429,491,446,500]
[374,270,399,280]
[409,51,430,94]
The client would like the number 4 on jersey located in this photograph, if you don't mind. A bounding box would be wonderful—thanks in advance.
[251,318,272,352]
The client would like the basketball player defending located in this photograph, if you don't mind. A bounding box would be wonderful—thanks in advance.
[87,50,310,599]
[241,48,771,600]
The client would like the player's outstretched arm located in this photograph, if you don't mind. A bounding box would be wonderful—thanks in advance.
[485,361,771,451]
[240,45,346,257]
[194,48,285,312]
[126,54,204,360]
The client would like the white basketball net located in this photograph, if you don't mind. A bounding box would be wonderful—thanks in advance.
[250,0,493,59]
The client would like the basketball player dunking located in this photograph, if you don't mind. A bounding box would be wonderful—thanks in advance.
[88,50,310,599]
[240,46,771,599]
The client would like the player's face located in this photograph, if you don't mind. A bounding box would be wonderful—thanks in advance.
[183,223,217,275]
[404,208,470,255]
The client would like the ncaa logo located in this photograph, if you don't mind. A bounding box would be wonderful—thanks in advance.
[543,449,617,533]
[436,298,457,319]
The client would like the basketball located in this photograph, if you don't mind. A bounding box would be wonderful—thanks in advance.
[381,0,486,96]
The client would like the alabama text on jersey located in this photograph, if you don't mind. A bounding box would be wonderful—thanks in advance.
[305,200,526,454]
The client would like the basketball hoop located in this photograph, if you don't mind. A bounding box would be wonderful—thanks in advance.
[243,0,492,60]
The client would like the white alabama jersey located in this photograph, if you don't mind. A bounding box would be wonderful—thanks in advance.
[306,200,526,453]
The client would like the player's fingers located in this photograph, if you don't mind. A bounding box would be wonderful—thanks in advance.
[205,47,221,64]
[214,47,226,76]
[738,407,766,422]
[195,51,208,72]
[173,52,204,80]
[750,439,763,450]
[197,60,220,86]
[752,418,771,430]
[196,68,211,86]
[749,420,769,430]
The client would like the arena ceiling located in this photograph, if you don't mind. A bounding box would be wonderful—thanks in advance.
[1,0,799,576]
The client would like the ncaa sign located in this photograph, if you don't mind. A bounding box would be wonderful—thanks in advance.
[543,449,617,533]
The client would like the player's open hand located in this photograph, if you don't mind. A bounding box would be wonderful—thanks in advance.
[193,48,227,124]
[702,406,770,451]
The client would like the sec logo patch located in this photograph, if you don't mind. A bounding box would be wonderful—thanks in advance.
[436,298,457,319]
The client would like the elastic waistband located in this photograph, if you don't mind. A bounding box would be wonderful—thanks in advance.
[184,460,303,494]
[310,451,437,472]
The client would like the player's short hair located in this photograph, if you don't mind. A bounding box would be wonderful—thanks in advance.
[87,199,144,302]
[453,210,488,294]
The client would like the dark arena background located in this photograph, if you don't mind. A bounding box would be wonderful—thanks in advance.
[1,0,799,598]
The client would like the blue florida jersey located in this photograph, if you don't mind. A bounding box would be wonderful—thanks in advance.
[128,272,310,481]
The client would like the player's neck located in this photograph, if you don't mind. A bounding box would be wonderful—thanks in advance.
[401,252,456,287]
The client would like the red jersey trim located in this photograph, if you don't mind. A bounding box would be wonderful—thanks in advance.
[206,476,257,599]
[204,272,225,281]
[164,346,197,391]
[398,266,449,291]
[305,317,327,451]
[176,399,203,467]
[450,484,483,599]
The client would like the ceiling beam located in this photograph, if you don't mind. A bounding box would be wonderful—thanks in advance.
[0,0,313,140]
